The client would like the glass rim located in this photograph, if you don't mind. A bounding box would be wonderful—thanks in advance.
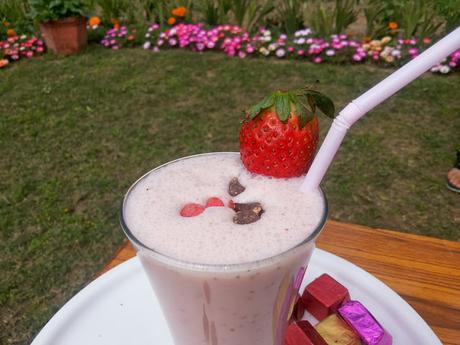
[119,152,328,272]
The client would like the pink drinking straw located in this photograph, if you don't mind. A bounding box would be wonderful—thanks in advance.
[301,27,460,193]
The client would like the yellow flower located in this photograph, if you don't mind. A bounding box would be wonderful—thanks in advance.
[7,29,16,37]
[388,22,398,30]
[88,16,101,27]
[111,18,120,29]
[384,55,395,63]
[380,36,392,45]
[0,59,9,68]
[171,6,187,17]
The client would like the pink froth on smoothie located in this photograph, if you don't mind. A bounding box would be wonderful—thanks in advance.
[121,152,327,345]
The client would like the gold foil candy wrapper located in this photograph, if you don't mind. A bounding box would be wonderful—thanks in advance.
[315,314,361,345]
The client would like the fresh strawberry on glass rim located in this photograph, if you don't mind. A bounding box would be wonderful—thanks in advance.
[240,87,335,178]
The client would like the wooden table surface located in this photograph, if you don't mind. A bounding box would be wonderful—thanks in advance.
[100,220,460,345]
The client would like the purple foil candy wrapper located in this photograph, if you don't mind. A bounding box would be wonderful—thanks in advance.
[338,301,392,345]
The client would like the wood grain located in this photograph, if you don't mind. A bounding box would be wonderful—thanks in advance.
[100,220,460,345]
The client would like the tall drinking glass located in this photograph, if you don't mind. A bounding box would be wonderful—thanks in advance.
[120,152,328,345]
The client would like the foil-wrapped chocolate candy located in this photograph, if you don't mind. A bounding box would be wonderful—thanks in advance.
[284,321,328,345]
[315,314,361,345]
[338,301,392,345]
[302,273,350,321]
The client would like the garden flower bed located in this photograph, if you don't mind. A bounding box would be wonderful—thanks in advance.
[2,21,458,74]
[0,34,46,68]
[98,22,459,74]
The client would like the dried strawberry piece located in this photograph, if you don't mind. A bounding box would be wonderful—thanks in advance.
[205,197,225,208]
[180,203,205,217]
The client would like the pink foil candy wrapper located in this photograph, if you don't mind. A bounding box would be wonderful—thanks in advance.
[338,301,392,345]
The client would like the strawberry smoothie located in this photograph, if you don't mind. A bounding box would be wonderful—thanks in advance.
[120,152,327,345]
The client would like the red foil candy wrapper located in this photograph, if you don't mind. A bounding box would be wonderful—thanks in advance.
[338,301,393,345]
[284,321,328,345]
[302,273,350,321]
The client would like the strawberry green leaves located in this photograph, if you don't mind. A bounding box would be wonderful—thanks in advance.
[275,93,291,122]
[304,90,335,119]
[245,88,335,128]
[248,94,276,119]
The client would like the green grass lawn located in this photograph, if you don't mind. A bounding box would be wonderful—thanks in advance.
[1,46,459,344]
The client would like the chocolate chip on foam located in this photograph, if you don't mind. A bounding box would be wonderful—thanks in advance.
[228,177,246,196]
[232,202,264,225]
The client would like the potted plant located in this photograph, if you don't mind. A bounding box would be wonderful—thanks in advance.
[30,0,90,55]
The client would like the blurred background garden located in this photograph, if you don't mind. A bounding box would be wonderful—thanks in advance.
[1,0,459,344]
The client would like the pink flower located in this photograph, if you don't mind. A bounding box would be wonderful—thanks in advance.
[26,51,34,58]
[297,49,304,55]
[287,46,294,52]
[352,54,362,61]
[313,56,322,63]
[36,46,44,53]
[238,51,246,58]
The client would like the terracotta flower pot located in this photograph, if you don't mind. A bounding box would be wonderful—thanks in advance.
[40,16,87,56]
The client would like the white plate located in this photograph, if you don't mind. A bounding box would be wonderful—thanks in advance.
[31,249,441,345]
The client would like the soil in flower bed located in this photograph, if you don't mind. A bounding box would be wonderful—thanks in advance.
[0,46,459,344]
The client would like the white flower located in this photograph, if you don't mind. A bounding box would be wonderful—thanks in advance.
[268,43,277,51]
[275,48,285,57]
[440,65,450,74]
[263,30,271,37]
[145,33,151,38]
[325,49,335,56]
[170,28,176,35]
[296,38,306,45]
[262,36,271,42]
[391,49,401,58]
[430,65,440,72]
[143,41,151,50]
[20,34,27,40]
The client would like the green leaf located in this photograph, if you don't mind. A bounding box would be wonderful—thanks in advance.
[259,94,275,109]
[247,94,275,119]
[275,94,291,122]
[296,100,314,127]
[305,90,335,119]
